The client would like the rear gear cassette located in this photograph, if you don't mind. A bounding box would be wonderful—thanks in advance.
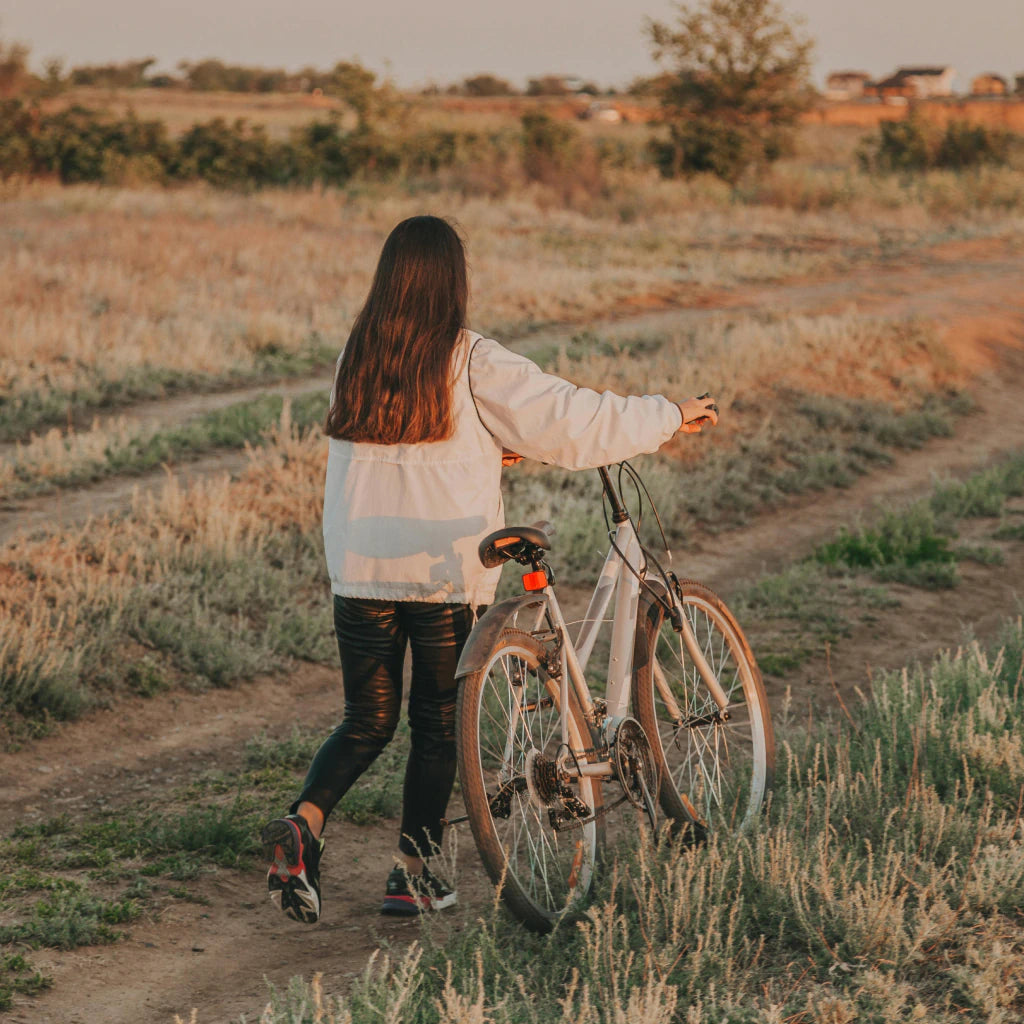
[612,717,660,824]
[525,748,563,808]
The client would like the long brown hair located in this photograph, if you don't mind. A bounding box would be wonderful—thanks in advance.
[324,215,468,444]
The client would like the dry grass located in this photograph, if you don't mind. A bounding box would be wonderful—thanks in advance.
[0,418,140,494]
[2,170,1020,440]
[0,301,969,714]
[44,86,355,139]
[0,309,956,497]
[0,408,327,718]
[551,313,963,453]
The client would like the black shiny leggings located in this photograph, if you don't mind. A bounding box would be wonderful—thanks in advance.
[295,596,475,858]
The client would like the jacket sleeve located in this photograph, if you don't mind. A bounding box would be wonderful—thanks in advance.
[468,336,683,471]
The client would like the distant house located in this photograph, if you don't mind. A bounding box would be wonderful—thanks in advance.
[866,66,956,100]
[971,73,1008,96]
[579,101,622,123]
[1015,74,1024,97]
[825,71,871,101]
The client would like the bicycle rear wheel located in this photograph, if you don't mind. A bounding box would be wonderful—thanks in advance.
[632,580,774,836]
[457,628,604,932]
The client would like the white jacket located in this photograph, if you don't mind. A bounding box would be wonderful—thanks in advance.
[322,330,683,604]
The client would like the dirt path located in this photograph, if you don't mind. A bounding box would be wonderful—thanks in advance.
[4,238,1024,1023]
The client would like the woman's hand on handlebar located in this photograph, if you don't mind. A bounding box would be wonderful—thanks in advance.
[676,393,719,434]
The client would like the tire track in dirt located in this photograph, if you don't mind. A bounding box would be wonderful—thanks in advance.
[4,239,1024,1023]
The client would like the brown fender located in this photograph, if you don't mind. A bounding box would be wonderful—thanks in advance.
[632,578,671,675]
[454,594,548,680]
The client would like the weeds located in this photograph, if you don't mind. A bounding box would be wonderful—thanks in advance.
[814,450,1024,589]
[0,954,51,1012]
[734,563,897,676]
[242,619,1024,1023]
[0,888,143,950]
[739,451,1024,675]
[816,505,958,587]
[503,388,970,589]
[0,390,329,498]
[0,411,332,727]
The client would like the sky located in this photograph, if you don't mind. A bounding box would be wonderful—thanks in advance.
[2,0,1022,93]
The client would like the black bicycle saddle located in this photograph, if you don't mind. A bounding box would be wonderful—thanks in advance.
[478,522,553,568]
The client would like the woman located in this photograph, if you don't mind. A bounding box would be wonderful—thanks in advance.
[261,215,718,923]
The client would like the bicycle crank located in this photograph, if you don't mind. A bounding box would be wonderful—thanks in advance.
[610,717,661,829]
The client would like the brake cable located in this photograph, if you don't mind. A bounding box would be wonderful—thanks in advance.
[602,460,683,629]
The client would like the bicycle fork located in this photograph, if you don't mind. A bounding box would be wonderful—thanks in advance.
[663,581,732,721]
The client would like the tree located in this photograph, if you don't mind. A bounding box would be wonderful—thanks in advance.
[0,34,30,98]
[462,74,516,97]
[321,61,401,131]
[647,0,814,182]
[526,75,572,97]
[69,58,156,89]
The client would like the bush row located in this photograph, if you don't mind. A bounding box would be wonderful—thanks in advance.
[0,100,499,188]
[1,98,1019,189]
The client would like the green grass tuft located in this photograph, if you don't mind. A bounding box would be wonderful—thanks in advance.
[0,954,51,1012]
[0,889,143,950]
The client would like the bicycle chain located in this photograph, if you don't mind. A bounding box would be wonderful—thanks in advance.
[550,791,631,831]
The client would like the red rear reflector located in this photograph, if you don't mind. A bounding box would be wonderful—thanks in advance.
[521,570,548,591]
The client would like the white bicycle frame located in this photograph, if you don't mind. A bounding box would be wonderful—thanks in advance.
[525,513,732,779]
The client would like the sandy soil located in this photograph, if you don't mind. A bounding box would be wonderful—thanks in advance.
[4,237,1024,1023]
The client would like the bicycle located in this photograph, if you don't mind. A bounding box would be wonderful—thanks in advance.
[452,462,775,932]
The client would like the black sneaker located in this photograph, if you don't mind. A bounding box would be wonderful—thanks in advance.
[261,814,324,924]
[381,864,457,915]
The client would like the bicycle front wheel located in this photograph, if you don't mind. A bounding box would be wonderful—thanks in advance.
[457,628,604,933]
[632,580,774,835]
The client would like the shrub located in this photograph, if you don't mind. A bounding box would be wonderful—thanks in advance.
[936,119,1012,169]
[462,74,516,97]
[179,59,290,94]
[7,103,174,183]
[0,99,36,176]
[68,58,156,89]
[650,117,752,183]
[520,110,578,181]
[860,114,1012,173]
[860,115,934,173]
[173,117,292,187]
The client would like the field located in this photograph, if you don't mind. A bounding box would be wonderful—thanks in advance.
[2,93,1024,1023]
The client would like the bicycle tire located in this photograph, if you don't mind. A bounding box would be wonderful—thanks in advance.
[632,580,774,836]
[457,628,605,932]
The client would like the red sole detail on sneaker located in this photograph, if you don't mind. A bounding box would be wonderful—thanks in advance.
[268,844,295,882]
[381,894,428,914]
[263,821,307,880]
